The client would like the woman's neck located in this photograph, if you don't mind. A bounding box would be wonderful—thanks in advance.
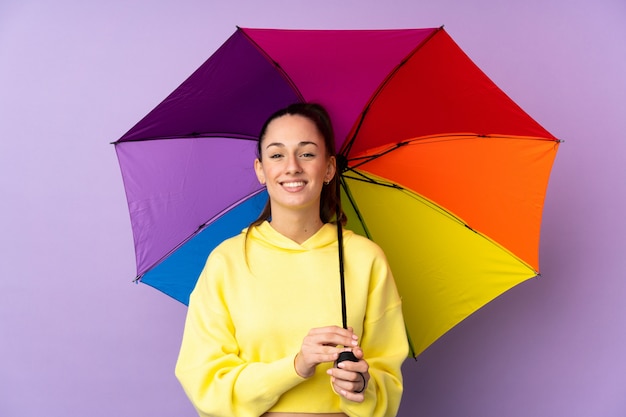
[269,212,324,244]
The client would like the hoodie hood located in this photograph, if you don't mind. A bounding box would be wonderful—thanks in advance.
[246,221,348,252]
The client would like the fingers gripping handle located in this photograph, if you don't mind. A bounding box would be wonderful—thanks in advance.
[337,350,359,364]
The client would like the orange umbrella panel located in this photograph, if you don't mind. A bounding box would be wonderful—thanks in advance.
[350,134,560,272]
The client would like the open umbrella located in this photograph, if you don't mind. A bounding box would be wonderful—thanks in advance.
[114,27,560,357]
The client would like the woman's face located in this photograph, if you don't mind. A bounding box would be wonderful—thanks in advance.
[254,114,336,219]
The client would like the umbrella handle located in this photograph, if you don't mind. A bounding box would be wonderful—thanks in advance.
[337,218,359,366]
[337,350,359,364]
[336,176,348,330]
[337,216,348,329]
[336,167,358,366]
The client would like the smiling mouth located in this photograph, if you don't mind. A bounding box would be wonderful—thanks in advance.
[281,181,306,188]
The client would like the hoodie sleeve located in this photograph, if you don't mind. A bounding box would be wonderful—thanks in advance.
[340,248,409,417]
[174,252,306,417]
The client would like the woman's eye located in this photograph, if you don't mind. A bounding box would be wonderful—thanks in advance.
[269,153,283,159]
[301,152,315,158]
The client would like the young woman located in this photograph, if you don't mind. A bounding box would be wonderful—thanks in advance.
[175,103,408,417]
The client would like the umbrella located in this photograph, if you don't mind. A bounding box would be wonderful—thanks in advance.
[113,27,560,357]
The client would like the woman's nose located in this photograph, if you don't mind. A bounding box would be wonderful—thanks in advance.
[285,155,302,173]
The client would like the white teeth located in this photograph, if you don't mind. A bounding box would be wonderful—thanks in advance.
[282,181,305,187]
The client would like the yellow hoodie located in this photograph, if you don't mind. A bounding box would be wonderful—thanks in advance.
[175,221,408,417]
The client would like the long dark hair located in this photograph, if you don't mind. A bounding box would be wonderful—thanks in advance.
[249,102,346,228]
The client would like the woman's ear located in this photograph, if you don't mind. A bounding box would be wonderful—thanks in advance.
[325,155,337,183]
[254,158,265,185]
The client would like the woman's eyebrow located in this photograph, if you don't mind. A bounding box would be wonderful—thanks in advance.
[264,141,319,149]
[264,142,284,150]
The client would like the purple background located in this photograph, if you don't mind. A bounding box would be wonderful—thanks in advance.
[1,1,624,416]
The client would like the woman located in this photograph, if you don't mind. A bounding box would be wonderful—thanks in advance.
[175,103,408,417]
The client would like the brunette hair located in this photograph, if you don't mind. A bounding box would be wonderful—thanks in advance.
[249,102,346,228]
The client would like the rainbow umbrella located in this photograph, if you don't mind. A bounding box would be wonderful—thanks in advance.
[114,27,560,357]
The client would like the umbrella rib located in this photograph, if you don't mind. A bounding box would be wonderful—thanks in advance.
[340,177,372,240]
[113,132,258,144]
[134,188,266,282]
[349,141,410,170]
[347,133,561,169]
[348,135,474,169]
[343,169,403,190]
[344,169,470,228]
[197,188,267,231]
[238,27,305,102]
[341,26,444,157]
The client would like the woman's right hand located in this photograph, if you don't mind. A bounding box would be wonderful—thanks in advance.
[294,326,359,378]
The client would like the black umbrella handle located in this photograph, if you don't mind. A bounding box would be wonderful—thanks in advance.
[336,175,358,365]
[335,159,349,330]
[337,210,348,330]
[337,350,359,364]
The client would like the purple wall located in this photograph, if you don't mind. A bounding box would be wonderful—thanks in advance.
[1,1,624,416]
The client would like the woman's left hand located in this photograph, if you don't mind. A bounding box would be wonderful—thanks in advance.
[326,346,370,402]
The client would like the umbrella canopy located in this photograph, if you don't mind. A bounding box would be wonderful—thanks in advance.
[114,27,560,357]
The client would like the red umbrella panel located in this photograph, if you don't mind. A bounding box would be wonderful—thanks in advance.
[114,27,560,357]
